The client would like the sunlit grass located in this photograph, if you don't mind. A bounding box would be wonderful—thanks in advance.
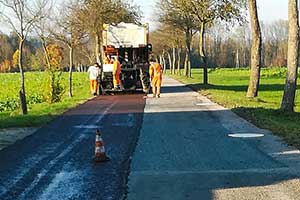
[168,68,300,147]
[0,72,91,128]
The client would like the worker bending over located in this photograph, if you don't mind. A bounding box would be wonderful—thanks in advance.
[149,58,162,98]
[112,56,121,90]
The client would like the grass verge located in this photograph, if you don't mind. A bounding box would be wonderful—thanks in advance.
[0,72,91,128]
[168,68,300,147]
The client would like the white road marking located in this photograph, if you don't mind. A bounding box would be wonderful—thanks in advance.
[196,102,216,106]
[73,125,103,129]
[270,150,300,156]
[228,133,265,138]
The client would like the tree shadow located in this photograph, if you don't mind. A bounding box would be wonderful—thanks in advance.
[186,83,288,92]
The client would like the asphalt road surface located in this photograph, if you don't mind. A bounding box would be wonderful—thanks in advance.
[1,77,300,200]
[0,94,145,200]
[126,77,300,200]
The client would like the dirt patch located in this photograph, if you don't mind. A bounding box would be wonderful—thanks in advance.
[0,127,39,151]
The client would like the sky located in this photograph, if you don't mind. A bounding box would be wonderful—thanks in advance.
[0,0,289,33]
[133,0,289,30]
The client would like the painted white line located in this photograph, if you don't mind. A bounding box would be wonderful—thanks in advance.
[73,125,103,129]
[228,133,264,138]
[196,102,216,106]
[17,101,117,199]
[270,150,300,156]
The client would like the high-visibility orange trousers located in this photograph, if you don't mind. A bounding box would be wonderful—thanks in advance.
[113,73,121,87]
[151,76,162,96]
[90,79,98,94]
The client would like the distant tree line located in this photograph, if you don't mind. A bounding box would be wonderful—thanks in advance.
[151,20,288,70]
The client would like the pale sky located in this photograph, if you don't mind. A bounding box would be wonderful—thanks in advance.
[133,0,289,30]
[0,0,289,33]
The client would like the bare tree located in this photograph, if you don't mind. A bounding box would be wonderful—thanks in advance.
[281,0,299,112]
[246,0,262,98]
[0,0,49,114]
[158,0,197,77]
[77,0,140,65]
[51,1,87,97]
[178,0,246,84]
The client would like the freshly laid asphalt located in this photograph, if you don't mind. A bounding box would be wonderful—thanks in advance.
[0,94,145,200]
[1,77,300,200]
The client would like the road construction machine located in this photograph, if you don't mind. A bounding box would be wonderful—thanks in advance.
[99,22,152,94]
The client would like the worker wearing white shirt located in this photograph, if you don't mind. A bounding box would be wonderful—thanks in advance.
[87,63,101,95]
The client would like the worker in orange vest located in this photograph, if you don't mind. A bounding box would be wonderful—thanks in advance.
[112,56,121,90]
[149,58,163,98]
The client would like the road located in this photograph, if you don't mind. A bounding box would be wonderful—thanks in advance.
[126,77,300,200]
[1,77,300,200]
[0,94,145,200]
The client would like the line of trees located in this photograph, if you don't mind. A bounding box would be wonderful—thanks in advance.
[151,0,299,113]
[151,20,289,71]
[0,0,140,114]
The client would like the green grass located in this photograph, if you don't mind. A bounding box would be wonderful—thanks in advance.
[0,72,91,128]
[168,68,300,147]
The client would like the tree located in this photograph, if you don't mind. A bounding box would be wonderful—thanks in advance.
[0,59,11,72]
[77,0,140,65]
[45,43,64,103]
[51,0,87,97]
[0,33,14,66]
[246,0,262,98]
[158,0,197,77]
[29,50,44,71]
[178,0,246,84]
[0,0,49,114]
[280,0,299,112]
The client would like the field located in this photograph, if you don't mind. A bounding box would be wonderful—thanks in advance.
[169,68,300,147]
[0,72,90,128]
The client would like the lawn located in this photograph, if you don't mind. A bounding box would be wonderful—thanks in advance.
[168,68,300,147]
[0,72,91,128]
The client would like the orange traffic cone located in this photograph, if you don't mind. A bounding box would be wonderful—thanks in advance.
[94,129,110,162]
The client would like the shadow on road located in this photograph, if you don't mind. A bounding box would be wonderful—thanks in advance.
[185,83,289,92]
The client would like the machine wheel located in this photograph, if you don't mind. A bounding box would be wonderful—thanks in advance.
[140,68,150,93]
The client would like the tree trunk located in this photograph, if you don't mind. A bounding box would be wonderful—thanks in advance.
[281,0,299,112]
[177,48,181,75]
[68,46,74,97]
[167,51,172,73]
[184,29,191,77]
[199,22,208,84]
[172,47,176,74]
[18,38,27,115]
[247,0,262,97]
[95,31,103,65]
[162,50,166,72]
[236,49,240,68]
[41,39,51,70]
[159,55,163,67]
